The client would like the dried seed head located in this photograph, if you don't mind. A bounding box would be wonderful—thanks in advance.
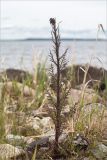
[49,18,56,25]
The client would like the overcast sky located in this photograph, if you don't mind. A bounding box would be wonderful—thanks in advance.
[1,0,107,39]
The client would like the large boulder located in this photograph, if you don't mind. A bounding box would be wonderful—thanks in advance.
[50,64,107,91]
[61,64,107,88]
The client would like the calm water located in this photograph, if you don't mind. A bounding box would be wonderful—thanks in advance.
[0,40,107,71]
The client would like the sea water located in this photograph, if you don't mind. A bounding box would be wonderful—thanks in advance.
[0,40,107,72]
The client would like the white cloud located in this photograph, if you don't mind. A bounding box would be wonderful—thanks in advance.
[1,0,106,39]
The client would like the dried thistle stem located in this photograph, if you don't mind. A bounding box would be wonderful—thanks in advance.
[49,18,70,156]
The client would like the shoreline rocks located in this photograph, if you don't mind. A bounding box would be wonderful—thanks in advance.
[0,65,107,159]
[60,64,107,88]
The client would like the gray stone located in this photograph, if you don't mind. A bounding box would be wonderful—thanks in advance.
[83,103,105,113]
[73,134,89,151]
[102,140,107,146]
[26,136,49,152]
[41,117,53,132]
[26,116,54,134]
[0,144,26,160]
[91,143,107,159]
[6,134,26,146]
[69,88,102,105]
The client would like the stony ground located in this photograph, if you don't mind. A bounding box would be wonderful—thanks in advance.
[0,66,107,160]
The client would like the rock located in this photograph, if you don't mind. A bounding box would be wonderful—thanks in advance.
[31,110,48,118]
[6,134,26,146]
[26,136,49,152]
[102,140,107,146]
[26,117,42,133]
[22,85,35,97]
[98,82,106,92]
[69,88,102,105]
[36,146,49,158]
[26,136,50,159]
[24,137,35,145]
[4,81,35,97]
[73,134,89,151]
[43,129,55,137]
[83,103,105,113]
[26,116,54,134]
[45,131,68,143]
[15,126,36,137]
[48,132,69,144]
[59,132,69,144]
[38,97,71,118]
[83,158,89,160]
[0,81,35,98]
[0,144,26,160]
[0,68,32,83]
[26,132,69,159]
[60,64,107,88]
[91,143,107,159]
[41,117,54,132]
[82,103,106,120]
[38,94,54,112]
[61,105,70,116]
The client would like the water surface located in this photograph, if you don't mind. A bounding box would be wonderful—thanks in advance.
[0,40,107,71]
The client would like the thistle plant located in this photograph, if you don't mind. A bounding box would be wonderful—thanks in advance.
[48,18,71,156]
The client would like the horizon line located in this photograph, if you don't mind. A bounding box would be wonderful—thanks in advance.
[0,38,107,41]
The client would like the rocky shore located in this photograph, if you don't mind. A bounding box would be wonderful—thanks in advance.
[0,64,107,160]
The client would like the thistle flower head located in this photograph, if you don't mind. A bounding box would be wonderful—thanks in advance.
[49,18,56,25]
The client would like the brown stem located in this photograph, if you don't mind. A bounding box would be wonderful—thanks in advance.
[53,21,61,155]
[49,18,69,157]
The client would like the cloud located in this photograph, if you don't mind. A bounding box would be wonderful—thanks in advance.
[1,0,106,39]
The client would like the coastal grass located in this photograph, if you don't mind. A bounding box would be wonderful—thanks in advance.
[0,59,106,159]
[0,22,106,159]
[0,60,47,141]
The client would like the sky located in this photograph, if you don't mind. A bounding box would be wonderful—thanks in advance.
[1,0,107,39]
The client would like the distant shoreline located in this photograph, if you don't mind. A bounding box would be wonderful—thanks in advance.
[0,38,107,42]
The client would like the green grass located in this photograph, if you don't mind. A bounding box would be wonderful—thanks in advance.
[0,60,106,159]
